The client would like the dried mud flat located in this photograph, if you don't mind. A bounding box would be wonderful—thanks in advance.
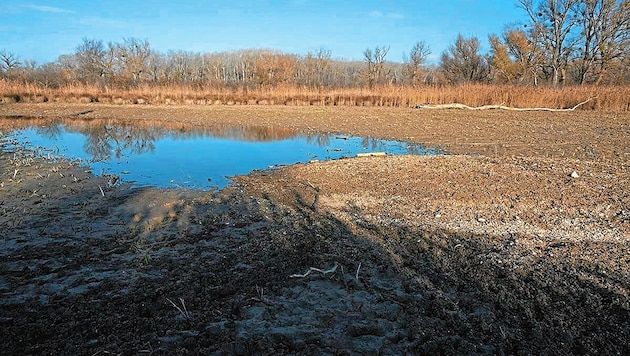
[1,103,629,355]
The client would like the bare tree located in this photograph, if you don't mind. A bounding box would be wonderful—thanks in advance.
[167,50,195,83]
[0,50,21,73]
[145,51,165,84]
[440,34,490,83]
[302,48,331,87]
[517,0,583,86]
[113,38,151,86]
[573,0,630,84]
[363,45,390,88]
[314,48,332,86]
[204,52,233,86]
[74,38,107,85]
[33,62,66,87]
[234,50,258,87]
[404,41,431,86]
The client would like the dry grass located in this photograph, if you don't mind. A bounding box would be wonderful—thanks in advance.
[1,79,628,111]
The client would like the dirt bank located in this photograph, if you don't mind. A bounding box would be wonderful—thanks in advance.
[1,103,629,355]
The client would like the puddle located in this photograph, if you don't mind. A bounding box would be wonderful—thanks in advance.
[0,118,442,190]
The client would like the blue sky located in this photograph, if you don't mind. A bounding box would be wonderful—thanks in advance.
[1,1,526,65]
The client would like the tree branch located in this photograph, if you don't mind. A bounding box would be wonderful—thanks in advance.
[416,97,596,112]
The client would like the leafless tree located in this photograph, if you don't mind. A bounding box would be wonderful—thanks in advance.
[573,0,630,84]
[363,45,390,88]
[145,51,165,84]
[31,62,64,87]
[0,50,21,73]
[74,38,107,85]
[440,34,490,83]
[302,48,331,87]
[404,41,431,86]
[112,37,151,86]
[517,0,583,86]
[167,50,195,83]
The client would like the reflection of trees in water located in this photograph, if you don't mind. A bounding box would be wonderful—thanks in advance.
[35,124,63,140]
[362,137,379,151]
[167,123,301,142]
[83,124,161,161]
[0,118,66,140]
[302,133,331,147]
[60,119,305,161]
[1,117,438,160]
[1,117,331,148]
[0,118,65,132]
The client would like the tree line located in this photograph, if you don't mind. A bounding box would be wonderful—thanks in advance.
[1,0,628,88]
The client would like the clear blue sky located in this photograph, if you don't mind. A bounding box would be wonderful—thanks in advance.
[1,1,526,65]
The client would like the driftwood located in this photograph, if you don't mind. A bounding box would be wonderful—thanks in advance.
[416,97,596,112]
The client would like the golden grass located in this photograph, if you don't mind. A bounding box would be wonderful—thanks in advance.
[1,79,628,111]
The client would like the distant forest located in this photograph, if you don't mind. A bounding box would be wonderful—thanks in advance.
[1,0,628,88]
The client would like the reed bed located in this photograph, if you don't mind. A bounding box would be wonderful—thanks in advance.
[1,79,628,111]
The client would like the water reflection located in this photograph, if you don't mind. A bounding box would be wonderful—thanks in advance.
[0,118,441,190]
[85,124,157,161]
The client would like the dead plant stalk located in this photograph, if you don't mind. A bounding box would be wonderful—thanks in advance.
[166,297,192,320]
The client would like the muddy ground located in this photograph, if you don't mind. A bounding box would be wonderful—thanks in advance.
[0,103,629,355]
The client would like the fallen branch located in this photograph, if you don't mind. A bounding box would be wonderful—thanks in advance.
[416,97,596,112]
[290,262,338,278]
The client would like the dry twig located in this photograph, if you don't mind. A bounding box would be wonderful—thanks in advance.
[166,297,192,320]
[250,285,275,306]
[290,262,339,278]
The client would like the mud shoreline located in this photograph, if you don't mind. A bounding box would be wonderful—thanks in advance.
[1,103,629,354]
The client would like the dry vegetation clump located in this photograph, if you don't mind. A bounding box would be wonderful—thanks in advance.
[0,78,628,111]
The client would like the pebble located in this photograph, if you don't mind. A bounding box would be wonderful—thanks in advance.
[570,171,579,178]
[477,217,486,223]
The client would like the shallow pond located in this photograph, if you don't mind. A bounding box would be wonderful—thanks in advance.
[1,118,442,190]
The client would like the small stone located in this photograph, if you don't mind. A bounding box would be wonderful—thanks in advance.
[570,171,579,178]
[477,217,486,223]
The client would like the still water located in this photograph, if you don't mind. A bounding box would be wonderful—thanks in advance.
[1,118,441,190]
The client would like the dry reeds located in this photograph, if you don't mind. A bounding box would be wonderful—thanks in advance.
[1,79,628,111]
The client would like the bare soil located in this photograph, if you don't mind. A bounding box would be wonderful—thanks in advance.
[1,103,629,355]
